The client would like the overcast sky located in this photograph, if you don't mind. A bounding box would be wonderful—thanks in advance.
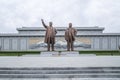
[0,0,120,33]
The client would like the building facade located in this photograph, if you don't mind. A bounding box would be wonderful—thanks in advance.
[0,27,120,51]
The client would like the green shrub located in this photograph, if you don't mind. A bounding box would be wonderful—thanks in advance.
[79,50,120,55]
[0,51,40,56]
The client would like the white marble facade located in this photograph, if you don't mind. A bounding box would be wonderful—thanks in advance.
[0,27,120,51]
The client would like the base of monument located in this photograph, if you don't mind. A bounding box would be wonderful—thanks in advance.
[40,51,80,57]
[22,51,96,57]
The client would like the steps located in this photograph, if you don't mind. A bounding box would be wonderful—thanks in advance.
[0,67,120,78]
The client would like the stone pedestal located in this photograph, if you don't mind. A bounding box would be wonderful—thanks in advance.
[40,52,59,57]
[22,51,96,57]
[40,51,79,57]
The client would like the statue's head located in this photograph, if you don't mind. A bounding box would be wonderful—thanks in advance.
[49,22,53,26]
[69,23,72,28]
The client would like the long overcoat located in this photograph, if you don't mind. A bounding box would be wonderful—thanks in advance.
[65,28,77,42]
[44,26,57,44]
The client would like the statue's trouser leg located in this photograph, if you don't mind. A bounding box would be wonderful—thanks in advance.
[52,44,54,51]
[50,37,54,51]
[71,42,74,51]
[47,37,50,51]
[67,41,70,51]
[47,43,50,51]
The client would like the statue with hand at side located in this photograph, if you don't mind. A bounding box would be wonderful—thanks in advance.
[65,23,77,51]
[41,19,57,51]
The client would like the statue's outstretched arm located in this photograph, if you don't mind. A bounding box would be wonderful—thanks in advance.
[41,19,47,28]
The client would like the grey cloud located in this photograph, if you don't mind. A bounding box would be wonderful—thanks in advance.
[0,0,120,33]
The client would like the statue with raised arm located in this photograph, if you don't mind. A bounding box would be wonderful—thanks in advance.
[65,23,77,51]
[41,19,57,51]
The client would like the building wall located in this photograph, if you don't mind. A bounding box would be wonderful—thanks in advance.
[91,36,119,50]
[0,37,28,51]
[0,35,120,51]
[119,37,120,47]
[19,31,46,34]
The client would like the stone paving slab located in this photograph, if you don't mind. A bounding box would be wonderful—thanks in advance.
[0,56,120,68]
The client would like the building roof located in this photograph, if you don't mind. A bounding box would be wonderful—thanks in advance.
[17,26,105,31]
[1,27,120,37]
[0,33,120,37]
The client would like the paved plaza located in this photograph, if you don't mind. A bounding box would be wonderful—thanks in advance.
[0,56,120,67]
[0,52,120,79]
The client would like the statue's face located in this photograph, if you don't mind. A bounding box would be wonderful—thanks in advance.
[69,23,72,28]
[49,22,53,26]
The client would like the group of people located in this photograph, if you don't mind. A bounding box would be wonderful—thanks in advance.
[41,19,77,51]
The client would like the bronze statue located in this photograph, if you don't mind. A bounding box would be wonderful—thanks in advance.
[65,23,77,51]
[41,19,57,51]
